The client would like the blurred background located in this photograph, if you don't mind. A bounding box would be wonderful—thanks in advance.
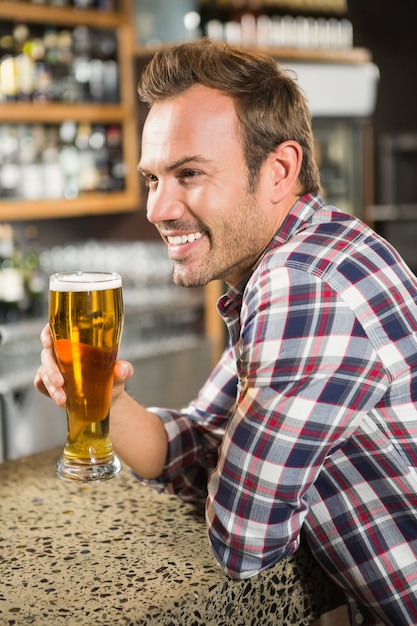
[1,0,416,462]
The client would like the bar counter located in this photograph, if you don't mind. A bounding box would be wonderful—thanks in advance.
[0,448,343,625]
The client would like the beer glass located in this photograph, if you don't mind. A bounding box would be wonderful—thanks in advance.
[49,271,123,482]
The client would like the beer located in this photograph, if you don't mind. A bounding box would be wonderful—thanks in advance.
[49,271,123,482]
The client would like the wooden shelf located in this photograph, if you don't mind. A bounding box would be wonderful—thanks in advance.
[0,0,140,221]
[258,45,371,64]
[0,103,130,123]
[135,44,372,65]
[0,191,139,221]
[0,2,125,28]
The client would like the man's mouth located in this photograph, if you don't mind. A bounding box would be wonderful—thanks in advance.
[167,232,203,245]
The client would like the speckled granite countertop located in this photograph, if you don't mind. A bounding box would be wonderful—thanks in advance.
[0,448,342,626]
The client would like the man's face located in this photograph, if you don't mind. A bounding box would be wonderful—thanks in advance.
[139,84,280,288]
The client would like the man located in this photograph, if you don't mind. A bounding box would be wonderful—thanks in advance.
[35,39,417,626]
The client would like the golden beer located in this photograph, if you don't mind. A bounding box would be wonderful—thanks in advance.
[49,271,123,482]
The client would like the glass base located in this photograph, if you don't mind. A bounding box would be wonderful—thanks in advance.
[56,454,121,482]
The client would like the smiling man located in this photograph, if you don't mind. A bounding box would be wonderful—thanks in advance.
[138,83,302,289]
[35,39,417,626]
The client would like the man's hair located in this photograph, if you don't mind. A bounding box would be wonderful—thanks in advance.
[137,38,321,195]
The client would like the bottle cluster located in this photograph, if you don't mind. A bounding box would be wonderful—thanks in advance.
[0,22,119,103]
[199,0,347,11]
[0,121,125,200]
[1,0,117,11]
[0,223,47,323]
[205,13,353,49]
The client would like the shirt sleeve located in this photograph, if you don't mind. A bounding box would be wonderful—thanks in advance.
[139,344,238,501]
[206,266,389,579]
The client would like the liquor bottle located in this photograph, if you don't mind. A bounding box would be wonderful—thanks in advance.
[42,127,65,199]
[13,23,35,101]
[0,223,25,323]
[76,122,100,192]
[106,124,125,191]
[20,124,46,200]
[0,38,18,101]
[72,25,92,102]
[59,120,80,199]
[55,29,78,103]
[89,124,109,191]
[0,125,22,199]
[22,227,47,319]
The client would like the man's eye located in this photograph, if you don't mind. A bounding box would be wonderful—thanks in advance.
[180,170,200,180]
[142,173,158,188]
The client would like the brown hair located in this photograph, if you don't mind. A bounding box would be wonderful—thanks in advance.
[138,38,321,195]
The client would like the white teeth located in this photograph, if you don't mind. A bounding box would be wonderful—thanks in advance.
[168,232,202,245]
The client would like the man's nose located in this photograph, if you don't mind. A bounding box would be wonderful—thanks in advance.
[146,183,185,224]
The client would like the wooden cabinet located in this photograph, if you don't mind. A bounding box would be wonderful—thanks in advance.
[0,0,139,221]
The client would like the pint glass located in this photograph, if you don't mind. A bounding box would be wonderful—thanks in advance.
[49,271,123,482]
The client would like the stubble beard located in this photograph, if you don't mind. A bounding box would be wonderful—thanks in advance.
[171,225,268,291]
[168,186,269,289]
[171,258,216,289]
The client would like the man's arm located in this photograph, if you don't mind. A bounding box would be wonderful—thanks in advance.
[34,324,239,488]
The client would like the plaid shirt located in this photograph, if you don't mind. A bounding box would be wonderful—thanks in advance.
[147,193,417,626]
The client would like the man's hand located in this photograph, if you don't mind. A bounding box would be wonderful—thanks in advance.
[33,324,134,407]
[34,324,166,478]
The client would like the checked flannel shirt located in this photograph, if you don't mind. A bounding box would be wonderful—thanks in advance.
[146,193,417,626]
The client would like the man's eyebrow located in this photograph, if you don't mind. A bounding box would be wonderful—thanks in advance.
[137,155,211,174]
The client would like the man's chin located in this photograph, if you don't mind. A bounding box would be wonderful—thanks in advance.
[173,277,207,289]
[172,267,210,289]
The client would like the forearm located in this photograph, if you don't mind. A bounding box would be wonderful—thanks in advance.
[109,390,168,479]
[109,347,237,491]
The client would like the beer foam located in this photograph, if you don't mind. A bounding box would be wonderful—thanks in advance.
[50,272,122,292]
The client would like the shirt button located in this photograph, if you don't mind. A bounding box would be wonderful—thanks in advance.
[355,613,364,624]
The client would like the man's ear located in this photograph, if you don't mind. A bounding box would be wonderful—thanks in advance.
[268,141,303,203]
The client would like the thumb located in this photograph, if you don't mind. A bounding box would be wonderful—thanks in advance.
[114,360,134,382]
[111,360,134,402]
